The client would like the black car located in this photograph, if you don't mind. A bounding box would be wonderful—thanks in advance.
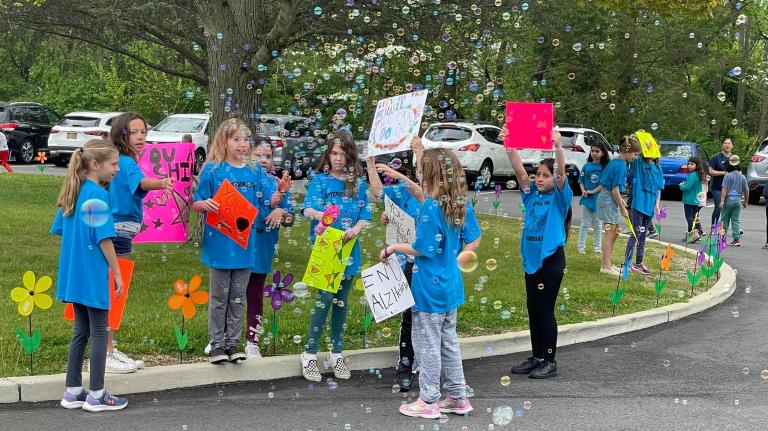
[0,102,60,163]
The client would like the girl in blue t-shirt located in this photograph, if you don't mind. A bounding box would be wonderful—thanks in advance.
[104,113,174,372]
[624,154,665,276]
[243,142,294,358]
[504,128,572,379]
[299,132,372,382]
[380,148,481,419]
[596,135,641,276]
[192,118,266,364]
[577,144,609,255]
[53,139,128,412]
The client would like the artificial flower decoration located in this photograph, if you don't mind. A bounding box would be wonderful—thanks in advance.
[36,151,47,164]
[265,270,295,310]
[167,275,208,319]
[11,271,53,316]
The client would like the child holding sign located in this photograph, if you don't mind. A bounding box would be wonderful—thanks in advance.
[503,127,572,379]
[53,140,128,412]
[105,113,174,373]
[193,118,266,364]
[577,144,609,255]
[244,142,294,358]
[300,132,371,382]
[624,154,664,276]
[380,148,481,419]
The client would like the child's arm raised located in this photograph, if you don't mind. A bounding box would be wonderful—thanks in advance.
[553,130,566,190]
[366,156,384,200]
[374,163,425,203]
[99,238,124,298]
[500,127,530,191]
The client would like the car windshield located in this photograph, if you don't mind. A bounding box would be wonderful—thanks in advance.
[424,126,472,142]
[559,131,575,146]
[58,116,100,127]
[757,140,768,154]
[660,144,692,158]
[153,117,205,133]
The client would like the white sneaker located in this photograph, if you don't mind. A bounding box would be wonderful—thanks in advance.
[301,351,322,382]
[577,248,586,255]
[600,266,621,277]
[204,343,212,355]
[112,348,145,369]
[593,247,602,254]
[331,355,351,380]
[105,353,137,374]
[245,342,262,358]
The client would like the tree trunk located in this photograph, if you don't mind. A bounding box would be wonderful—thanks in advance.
[734,20,750,127]
[712,74,722,141]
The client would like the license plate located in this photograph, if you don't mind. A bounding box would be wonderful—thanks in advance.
[67,132,77,139]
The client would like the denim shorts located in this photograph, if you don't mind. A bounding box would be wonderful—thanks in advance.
[113,221,141,255]
[596,189,621,225]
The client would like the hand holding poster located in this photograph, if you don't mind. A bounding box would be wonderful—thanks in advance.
[135,143,195,243]
[384,195,416,246]
[205,179,258,249]
[361,255,415,323]
[503,102,554,150]
[302,226,357,293]
[368,90,428,157]
[635,131,661,158]
[64,258,135,329]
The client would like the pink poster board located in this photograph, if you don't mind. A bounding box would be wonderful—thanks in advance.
[503,102,554,150]
[134,142,195,243]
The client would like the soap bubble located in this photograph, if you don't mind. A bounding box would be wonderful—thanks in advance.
[500,375,511,386]
[493,300,502,310]
[390,158,402,170]
[732,66,742,76]
[458,251,478,273]
[80,199,110,227]
[293,282,309,298]
[662,359,671,367]
[506,180,517,189]
[537,283,544,290]
[486,259,498,271]
[381,327,392,338]
[492,406,513,425]
[572,43,582,52]
[717,91,726,102]
[761,370,768,379]
[500,309,511,319]
[523,400,532,410]
[293,335,302,344]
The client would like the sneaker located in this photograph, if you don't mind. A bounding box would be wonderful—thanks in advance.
[600,266,620,277]
[245,342,262,358]
[648,232,659,239]
[593,247,602,254]
[225,346,246,363]
[82,391,128,412]
[529,360,558,379]
[689,232,701,244]
[60,390,87,409]
[399,397,440,419]
[730,239,742,247]
[630,263,652,276]
[510,356,542,374]
[112,349,144,369]
[577,248,586,255]
[301,351,322,382]
[204,343,212,355]
[208,346,228,364]
[105,353,137,374]
[331,355,351,379]
[637,262,652,275]
[439,396,474,415]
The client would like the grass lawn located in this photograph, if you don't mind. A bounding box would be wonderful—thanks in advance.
[0,174,711,377]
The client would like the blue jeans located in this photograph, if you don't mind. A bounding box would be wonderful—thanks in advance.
[577,205,602,251]
[711,190,722,225]
[412,310,466,403]
[306,276,353,354]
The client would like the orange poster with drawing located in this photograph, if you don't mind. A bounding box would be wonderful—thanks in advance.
[64,258,135,330]
[205,179,258,249]
[302,226,357,293]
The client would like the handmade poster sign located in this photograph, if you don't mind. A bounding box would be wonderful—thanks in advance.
[503,102,554,150]
[302,226,357,293]
[384,195,416,246]
[64,258,135,330]
[205,178,258,249]
[635,131,661,158]
[367,90,428,157]
[134,142,195,243]
[361,255,415,323]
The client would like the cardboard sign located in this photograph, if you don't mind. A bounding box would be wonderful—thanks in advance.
[503,102,554,150]
[384,195,416,246]
[302,226,357,293]
[134,143,195,243]
[361,255,415,323]
[368,90,428,157]
[205,179,258,249]
[635,131,661,158]
[64,258,135,330]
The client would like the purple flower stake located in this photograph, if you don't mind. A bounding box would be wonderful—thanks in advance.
[265,271,294,353]
[492,184,502,212]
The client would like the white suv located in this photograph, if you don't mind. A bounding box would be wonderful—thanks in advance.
[48,112,124,167]
[421,121,513,187]
[146,113,210,174]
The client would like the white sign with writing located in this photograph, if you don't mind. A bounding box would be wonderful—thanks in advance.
[384,195,416,246]
[361,255,415,323]
[367,90,428,157]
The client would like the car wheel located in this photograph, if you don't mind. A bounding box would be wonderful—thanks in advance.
[477,160,493,189]
[20,140,35,164]
[194,148,206,175]
[53,156,69,167]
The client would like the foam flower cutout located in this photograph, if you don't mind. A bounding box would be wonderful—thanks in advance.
[11,271,53,316]
[494,184,502,200]
[265,270,295,310]
[36,151,47,164]
[167,275,208,319]
[655,205,667,221]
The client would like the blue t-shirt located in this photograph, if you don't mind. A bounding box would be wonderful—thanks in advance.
[411,198,481,313]
[628,159,664,217]
[709,152,730,190]
[252,174,294,274]
[302,173,372,276]
[521,181,573,274]
[51,179,116,310]
[194,162,266,269]
[579,162,603,211]
[109,154,148,223]
[600,158,628,193]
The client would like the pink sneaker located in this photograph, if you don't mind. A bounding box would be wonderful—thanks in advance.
[399,397,441,419]
[439,396,474,415]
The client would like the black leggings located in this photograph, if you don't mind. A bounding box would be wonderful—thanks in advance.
[524,247,565,362]
[398,261,414,367]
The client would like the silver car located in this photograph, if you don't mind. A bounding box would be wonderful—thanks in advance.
[747,138,768,205]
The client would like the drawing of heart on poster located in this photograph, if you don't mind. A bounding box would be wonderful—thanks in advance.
[205,179,259,249]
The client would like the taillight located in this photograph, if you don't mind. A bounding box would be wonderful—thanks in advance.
[459,143,481,151]
[50,127,60,133]
[271,138,285,148]
[564,145,585,153]
[752,155,765,163]
[0,122,17,131]
[678,165,688,173]
[84,130,104,136]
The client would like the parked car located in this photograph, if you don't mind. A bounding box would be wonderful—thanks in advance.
[0,102,60,164]
[254,114,325,179]
[146,113,210,174]
[517,124,612,194]
[746,137,768,205]
[657,140,710,197]
[356,134,416,182]
[48,112,124,167]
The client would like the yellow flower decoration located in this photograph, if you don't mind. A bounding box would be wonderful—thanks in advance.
[11,271,53,316]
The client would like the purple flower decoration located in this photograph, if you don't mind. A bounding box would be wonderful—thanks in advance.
[655,205,667,221]
[697,249,706,266]
[265,271,295,311]
[717,233,727,254]
[494,184,502,200]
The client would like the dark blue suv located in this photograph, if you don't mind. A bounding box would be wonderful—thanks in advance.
[658,140,711,193]
[0,102,60,164]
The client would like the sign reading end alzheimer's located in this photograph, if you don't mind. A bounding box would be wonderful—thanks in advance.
[361,255,415,323]
[367,90,428,157]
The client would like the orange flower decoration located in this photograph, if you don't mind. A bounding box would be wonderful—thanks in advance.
[660,256,671,271]
[36,151,47,164]
[660,243,675,271]
[167,275,208,319]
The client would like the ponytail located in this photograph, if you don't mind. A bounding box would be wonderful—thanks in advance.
[56,140,117,216]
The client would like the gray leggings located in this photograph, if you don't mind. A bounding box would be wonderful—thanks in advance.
[66,303,109,391]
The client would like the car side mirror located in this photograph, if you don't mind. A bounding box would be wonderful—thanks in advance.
[611,145,619,153]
